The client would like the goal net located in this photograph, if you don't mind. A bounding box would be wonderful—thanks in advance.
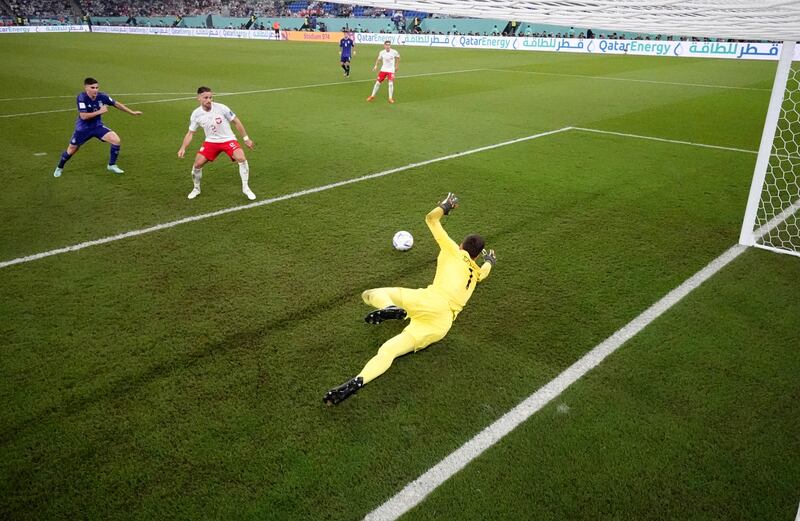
[328,1,800,41]
[739,42,800,258]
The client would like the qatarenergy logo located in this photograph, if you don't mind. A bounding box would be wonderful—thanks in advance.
[597,40,672,55]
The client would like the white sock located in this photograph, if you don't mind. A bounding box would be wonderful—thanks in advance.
[371,82,380,97]
[388,81,394,99]
[238,160,250,189]
[192,167,202,189]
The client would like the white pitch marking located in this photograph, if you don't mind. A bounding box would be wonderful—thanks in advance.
[573,127,758,154]
[33,152,47,156]
[364,243,748,521]
[488,68,772,92]
[575,127,800,161]
[0,127,572,269]
[0,68,488,119]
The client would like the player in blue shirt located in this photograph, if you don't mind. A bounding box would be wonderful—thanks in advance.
[53,77,142,177]
[339,32,355,76]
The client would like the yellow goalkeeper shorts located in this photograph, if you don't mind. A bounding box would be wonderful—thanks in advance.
[397,287,454,351]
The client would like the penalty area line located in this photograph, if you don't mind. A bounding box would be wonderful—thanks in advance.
[575,127,800,161]
[573,127,758,154]
[0,126,571,270]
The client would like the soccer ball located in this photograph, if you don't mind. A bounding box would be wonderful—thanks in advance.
[392,230,413,251]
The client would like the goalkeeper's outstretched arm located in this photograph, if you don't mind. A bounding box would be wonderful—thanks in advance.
[425,193,460,253]
[479,248,496,280]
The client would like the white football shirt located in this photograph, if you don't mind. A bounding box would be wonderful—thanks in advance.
[189,102,237,143]
[378,49,400,73]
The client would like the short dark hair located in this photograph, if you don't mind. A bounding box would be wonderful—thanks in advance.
[461,234,485,259]
[384,40,391,44]
[197,86,212,95]
[84,77,98,85]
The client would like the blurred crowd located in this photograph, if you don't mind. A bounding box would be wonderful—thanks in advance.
[1,0,746,42]
[7,0,74,18]
[3,0,412,18]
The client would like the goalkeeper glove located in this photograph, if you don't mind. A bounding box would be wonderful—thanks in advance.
[438,192,459,215]
[482,249,497,266]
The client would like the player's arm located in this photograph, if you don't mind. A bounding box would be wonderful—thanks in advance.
[78,105,108,120]
[478,249,495,281]
[177,130,195,158]
[372,54,381,70]
[425,193,461,253]
[395,55,400,72]
[232,117,254,149]
[112,100,142,116]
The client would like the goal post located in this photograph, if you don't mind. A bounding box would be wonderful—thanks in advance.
[738,41,800,258]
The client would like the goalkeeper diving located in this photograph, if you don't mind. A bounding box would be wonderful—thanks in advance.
[324,193,497,405]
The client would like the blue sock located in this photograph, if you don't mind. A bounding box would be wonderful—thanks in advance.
[109,144,120,165]
[57,151,71,169]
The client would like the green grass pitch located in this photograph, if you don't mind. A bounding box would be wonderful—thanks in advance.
[1,33,798,520]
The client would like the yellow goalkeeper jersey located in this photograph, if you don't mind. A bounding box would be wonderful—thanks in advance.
[425,207,492,314]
